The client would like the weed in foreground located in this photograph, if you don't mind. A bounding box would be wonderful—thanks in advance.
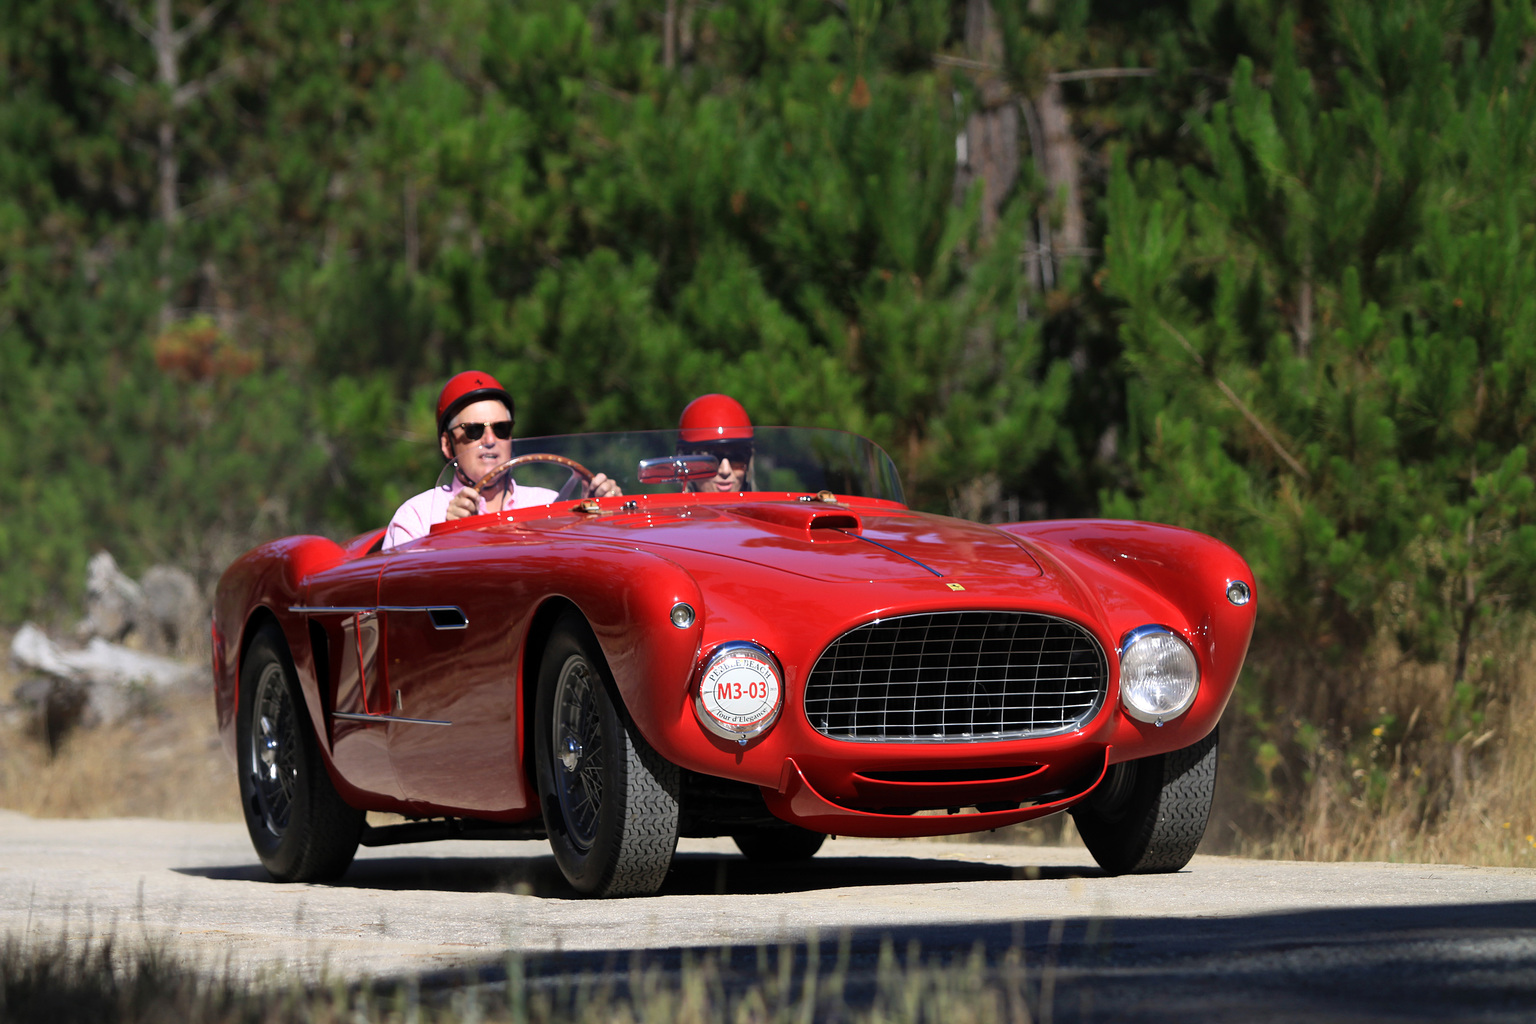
[0,931,1051,1024]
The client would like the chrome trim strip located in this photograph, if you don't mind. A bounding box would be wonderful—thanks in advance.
[331,711,452,727]
[838,531,945,577]
[290,604,469,629]
[1119,623,1189,655]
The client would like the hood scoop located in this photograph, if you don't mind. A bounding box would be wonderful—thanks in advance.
[725,502,862,539]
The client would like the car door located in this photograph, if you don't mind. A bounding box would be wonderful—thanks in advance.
[297,555,403,801]
[377,530,539,815]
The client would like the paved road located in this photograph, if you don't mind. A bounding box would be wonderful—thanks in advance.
[2,810,1534,1021]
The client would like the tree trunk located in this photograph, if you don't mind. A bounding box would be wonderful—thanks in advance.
[1294,268,1313,358]
[1031,79,1084,269]
[953,0,1017,242]
[153,0,180,229]
[1018,98,1051,292]
[111,0,237,322]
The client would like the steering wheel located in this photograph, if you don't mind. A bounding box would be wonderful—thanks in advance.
[474,453,596,503]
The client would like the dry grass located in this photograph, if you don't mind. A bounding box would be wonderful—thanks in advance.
[1228,697,1536,867]
[0,631,239,822]
[1212,630,1536,868]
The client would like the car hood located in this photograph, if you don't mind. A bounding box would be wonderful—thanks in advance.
[524,501,1043,583]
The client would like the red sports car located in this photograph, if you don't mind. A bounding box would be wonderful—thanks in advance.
[212,427,1255,896]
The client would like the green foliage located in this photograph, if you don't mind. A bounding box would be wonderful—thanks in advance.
[0,0,1075,617]
[1102,0,1536,682]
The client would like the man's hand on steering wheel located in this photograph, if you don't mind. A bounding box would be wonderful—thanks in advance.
[445,486,483,521]
[584,473,622,499]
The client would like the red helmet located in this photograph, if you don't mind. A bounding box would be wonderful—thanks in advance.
[436,370,514,436]
[678,393,752,443]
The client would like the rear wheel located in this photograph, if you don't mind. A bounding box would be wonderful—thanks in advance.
[237,623,363,882]
[535,615,680,896]
[732,825,826,863]
[1071,726,1218,875]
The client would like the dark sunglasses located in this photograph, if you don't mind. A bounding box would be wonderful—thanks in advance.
[450,420,513,443]
[680,443,753,467]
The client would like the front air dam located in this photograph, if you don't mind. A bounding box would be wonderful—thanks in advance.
[761,749,1110,838]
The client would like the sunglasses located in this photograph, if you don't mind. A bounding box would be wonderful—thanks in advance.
[680,443,753,467]
[450,420,513,443]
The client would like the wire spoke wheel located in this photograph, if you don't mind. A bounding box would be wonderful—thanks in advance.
[535,613,680,897]
[249,662,299,837]
[552,657,607,851]
[236,624,363,882]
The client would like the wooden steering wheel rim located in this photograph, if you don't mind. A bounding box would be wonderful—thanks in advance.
[473,452,596,492]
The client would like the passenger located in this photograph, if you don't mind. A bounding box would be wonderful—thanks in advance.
[383,371,619,550]
[677,393,753,494]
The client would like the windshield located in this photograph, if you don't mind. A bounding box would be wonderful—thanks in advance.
[438,427,905,504]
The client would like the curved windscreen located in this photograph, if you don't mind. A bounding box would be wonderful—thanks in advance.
[439,427,905,504]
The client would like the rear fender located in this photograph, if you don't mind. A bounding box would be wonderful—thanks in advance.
[213,535,358,770]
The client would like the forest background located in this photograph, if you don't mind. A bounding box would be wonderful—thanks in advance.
[3,0,1535,864]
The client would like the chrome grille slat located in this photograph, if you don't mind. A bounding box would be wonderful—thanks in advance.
[804,611,1107,742]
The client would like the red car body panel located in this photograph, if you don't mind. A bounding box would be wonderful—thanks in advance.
[214,484,1255,837]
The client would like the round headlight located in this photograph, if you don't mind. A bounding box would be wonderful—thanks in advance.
[670,602,696,629]
[1119,626,1200,724]
[694,642,783,743]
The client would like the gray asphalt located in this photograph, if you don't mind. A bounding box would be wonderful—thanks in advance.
[1,810,1533,1021]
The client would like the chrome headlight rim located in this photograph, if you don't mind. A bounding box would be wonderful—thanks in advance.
[1118,624,1200,725]
[693,641,784,744]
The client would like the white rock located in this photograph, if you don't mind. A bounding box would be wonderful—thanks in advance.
[12,622,198,690]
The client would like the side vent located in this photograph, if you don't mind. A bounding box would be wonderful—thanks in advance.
[428,607,469,630]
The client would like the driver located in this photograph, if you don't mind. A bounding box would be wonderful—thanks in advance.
[677,393,753,493]
[382,371,619,550]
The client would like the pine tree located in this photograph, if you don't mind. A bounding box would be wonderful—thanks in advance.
[1100,0,1536,801]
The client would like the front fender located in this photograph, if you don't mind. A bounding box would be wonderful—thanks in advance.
[999,519,1257,762]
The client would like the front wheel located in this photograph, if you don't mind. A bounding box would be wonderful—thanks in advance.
[534,615,680,896]
[1071,726,1218,875]
[236,623,363,882]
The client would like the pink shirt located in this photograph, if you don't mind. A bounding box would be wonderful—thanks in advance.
[382,475,559,551]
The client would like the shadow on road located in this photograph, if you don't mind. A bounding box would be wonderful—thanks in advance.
[176,847,1106,896]
[417,899,1536,1023]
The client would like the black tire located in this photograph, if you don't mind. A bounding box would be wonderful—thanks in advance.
[237,623,363,882]
[1071,726,1218,875]
[534,614,680,896]
[732,825,827,863]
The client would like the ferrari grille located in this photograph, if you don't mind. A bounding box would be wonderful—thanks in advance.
[803,611,1107,742]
